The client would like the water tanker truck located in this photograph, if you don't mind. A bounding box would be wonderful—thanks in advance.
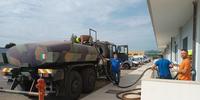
[0,29,129,100]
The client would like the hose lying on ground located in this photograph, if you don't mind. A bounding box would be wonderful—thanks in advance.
[116,69,179,100]
[93,43,153,99]
[116,67,152,88]
[117,88,141,100]
[116,68,152,100]
[93,43,179,100]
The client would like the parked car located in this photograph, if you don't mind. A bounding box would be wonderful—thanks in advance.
[133,56,145,64]
[122,55,151,69]
[121,56,141,69]
[143,56,151,63]
[122,58,134,69]
[131,57,141,67]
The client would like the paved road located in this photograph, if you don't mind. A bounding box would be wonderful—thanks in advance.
[0,67,139,100]
[81,63,153,100]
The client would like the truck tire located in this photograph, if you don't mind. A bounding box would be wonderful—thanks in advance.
[56,70,82,100]
[20,80,32,91]
[67,70,82,100]
[122,63,131,69]
[81,68,96,93]
[20,76,36,91]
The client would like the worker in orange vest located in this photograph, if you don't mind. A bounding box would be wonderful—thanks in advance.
[178,49,192,80]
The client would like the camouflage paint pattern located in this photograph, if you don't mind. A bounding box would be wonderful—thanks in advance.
[6,41,98,67]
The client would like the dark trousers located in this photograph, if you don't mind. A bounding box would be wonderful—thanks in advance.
[112,71,120,84]
[160,74,172,79]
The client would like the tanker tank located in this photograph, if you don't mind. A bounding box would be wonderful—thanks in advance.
[6,41,98,68]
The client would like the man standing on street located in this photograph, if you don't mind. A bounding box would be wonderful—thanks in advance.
[178,49,191,80]
[110,53,121,85]
[152,55,173,79]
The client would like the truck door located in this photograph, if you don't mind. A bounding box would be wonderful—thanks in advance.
[108,45,117,58]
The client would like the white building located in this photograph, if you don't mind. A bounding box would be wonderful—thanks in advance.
[140,1,200,100]
[148,0,200,81]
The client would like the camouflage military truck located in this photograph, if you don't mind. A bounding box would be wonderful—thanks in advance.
[0,29,128,100]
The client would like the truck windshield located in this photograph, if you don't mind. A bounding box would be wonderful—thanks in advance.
[118,46,128,54]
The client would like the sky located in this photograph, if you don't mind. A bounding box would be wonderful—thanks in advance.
[0,0,156,50]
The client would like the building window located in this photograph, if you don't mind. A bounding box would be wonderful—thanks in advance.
[183,37,188,50]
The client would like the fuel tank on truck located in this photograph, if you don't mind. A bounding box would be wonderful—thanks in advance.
[6,41,98,68]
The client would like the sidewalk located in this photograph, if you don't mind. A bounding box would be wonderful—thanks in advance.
[81,63,153,100]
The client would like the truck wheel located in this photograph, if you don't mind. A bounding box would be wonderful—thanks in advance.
[67,70,82,100]
[20,80,32,91]
[56,70,82,100]
[19,76,36,91]
[81,68,96,93]
[122,63,131,69]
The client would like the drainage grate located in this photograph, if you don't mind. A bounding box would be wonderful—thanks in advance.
[105,89,124,94]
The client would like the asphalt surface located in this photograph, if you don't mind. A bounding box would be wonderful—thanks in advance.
[0,66,139,100]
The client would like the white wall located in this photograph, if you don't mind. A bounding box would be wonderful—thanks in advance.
[165,19,193,64]
[141,79,200,100]
[170,1,200,81]
[174,33,182,63]
[196,29,200,81]
[181,19,193,50]
[164,45,170,60]
[171,37,176,63]
[166,1,200,81]
[195,1,200,81]
[196,33,200,81]
[177,19,193,63]
[158,1,200,81]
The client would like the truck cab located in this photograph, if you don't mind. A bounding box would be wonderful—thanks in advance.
[117,45,134,69]
[117,45,128,62]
